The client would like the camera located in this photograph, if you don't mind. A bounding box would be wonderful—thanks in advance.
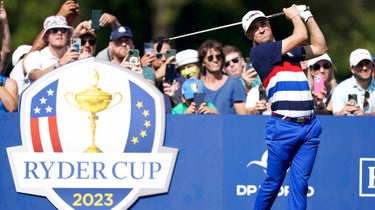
[165,64,175,84]
[259,86,268,102]
[70,38,81,52]
[193,93,205,111]
[91,10,102,30]
[144,42,153,55]
[348,94,358,106]
[127,49,140,64]
[166,49,176,60]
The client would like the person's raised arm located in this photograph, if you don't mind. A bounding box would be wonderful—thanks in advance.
[0,1,11,74]
[30,0,80,52]
[300,6,328,59]
[281,5,308,55]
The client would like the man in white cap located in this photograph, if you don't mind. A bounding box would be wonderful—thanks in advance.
[9,45,32,95]
[242,5,327,210]
[24,15,79,82]
[332,48,375,116]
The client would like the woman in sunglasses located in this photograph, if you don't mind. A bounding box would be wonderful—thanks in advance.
[198,39,249,114]
[306,53,337,114]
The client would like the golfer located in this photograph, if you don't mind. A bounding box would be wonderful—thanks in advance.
[242,5,326,210]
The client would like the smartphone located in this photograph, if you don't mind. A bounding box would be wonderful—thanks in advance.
[259,86,268,102]
[313,74,325,95]
[127,49,140,63]
[70,38,81,52]
[166,49,177,60]
[91,10,102,30]
[165,64,175,84]
[348,94,358,106]
[144,42,154,55]
[245,57,253,70]
[193,93,205,111]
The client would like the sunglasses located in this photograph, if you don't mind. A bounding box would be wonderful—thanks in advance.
[207,54,223,62]
[353,61,374,72]
[82,39,96,46]
[364,91,370,109]
[224,57,239,67]
[312,63,331,71]
[49,28,68,34]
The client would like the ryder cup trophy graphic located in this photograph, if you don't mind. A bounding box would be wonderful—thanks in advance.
[65,69,122,153]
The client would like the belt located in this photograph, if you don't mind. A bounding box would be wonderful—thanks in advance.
[271,112,314,123]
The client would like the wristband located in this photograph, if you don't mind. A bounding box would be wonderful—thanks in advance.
[53,60,61,69]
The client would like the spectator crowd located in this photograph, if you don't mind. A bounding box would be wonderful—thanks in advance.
[1,0,375,116]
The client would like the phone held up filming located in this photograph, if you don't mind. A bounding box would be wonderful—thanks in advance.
[313,74,325,95]
[70,38,81,52]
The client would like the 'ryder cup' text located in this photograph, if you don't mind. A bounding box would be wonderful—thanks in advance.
[9,153,175,189]
[24,161,161,180]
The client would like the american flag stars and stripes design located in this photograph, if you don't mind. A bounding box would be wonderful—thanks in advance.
[30,80,62,153]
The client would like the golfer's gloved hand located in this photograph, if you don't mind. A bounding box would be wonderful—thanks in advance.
[297,5,313,22]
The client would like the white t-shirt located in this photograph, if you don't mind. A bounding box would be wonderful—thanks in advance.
[24,47,60,82]
[9,60,30,95]
[245,85,271,115]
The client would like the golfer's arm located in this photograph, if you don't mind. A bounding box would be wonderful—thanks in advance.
[304,17,327,60]
[281,15,308,55]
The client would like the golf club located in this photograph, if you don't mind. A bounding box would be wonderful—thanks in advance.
[166,11,284,41]
[156,11,285,52]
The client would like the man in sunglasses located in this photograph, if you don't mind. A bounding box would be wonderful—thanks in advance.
[242,5,327,210]
[331,48,375,116]
[24,15,80,82]
[222,45,261,93]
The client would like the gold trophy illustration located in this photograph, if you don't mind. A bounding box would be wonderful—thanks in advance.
[65,69,122,153]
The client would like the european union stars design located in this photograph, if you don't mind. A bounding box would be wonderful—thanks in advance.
[124,82,156,153]
[132,101,152,144]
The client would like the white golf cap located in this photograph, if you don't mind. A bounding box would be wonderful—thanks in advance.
[307,53,332,67]
[349,48,373,67]
[242,10,267,33]
[12,45,32,66]
[176,49,199,67]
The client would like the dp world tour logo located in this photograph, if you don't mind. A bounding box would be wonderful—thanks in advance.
[7,58,178,209]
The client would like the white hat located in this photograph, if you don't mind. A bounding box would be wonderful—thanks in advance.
[307,53,332,67]
[176,49,199,67]
[349,48,373,66]
[241,10,267,33]
[12,45,32,66]
[41,16,74,41]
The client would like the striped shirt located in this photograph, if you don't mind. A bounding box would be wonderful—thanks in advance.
[251,41,314,117]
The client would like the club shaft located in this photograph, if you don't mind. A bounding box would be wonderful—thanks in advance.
[166,11,285,41]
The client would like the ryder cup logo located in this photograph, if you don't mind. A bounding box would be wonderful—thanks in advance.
[7,58,178,209]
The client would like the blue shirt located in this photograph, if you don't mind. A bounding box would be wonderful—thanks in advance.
[204,77,246,114]
[251,41,314,117]
[331,75,375,115]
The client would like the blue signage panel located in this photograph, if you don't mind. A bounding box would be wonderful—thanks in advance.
[1,113,375,209]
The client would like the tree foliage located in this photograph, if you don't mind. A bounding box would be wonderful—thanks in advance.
[5,0,375,81]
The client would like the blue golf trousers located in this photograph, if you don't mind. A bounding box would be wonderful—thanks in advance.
[254,115,322,210]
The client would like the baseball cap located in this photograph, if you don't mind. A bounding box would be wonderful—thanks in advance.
[242,10,267,33]
[110,26,133,41]
[349,48,373,66]
[176,49,199,67]
[42,16,74,41]
[307,53,332,67]
[80,30,96,38]
[12,45,32,66]
[182,78,205,100]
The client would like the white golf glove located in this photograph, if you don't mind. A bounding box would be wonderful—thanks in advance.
[297,5,313,22]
